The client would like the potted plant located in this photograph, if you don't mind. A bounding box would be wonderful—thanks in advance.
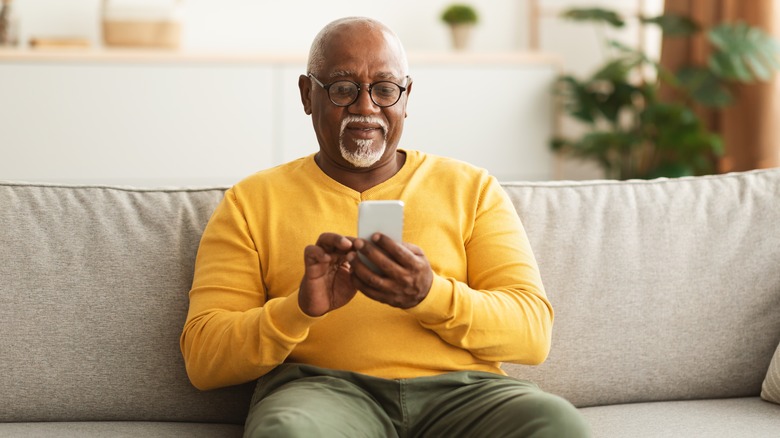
[551,7,780,179]
[441,4,479,50]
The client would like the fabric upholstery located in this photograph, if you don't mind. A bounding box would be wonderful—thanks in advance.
[580,397,780,437]
[1,168,779,430]
[0,422,242,438]
[500,169,780,407]
[763,342,780,404]
[0,182,252,424]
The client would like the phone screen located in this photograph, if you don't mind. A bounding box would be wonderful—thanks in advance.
[357,200,404,273]
[357,200,404,241]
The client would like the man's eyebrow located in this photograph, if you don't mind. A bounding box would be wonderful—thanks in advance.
[328,70,402,81]
[328,70,354,79]
[375,71,399,80]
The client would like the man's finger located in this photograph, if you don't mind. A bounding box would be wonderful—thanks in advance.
[370,233,420,268]
[316,232,353,251]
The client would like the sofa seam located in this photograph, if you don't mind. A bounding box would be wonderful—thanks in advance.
[499,168,777,189]
[0,180,230,194]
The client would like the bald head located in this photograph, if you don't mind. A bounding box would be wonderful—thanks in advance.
[307,17,409,76]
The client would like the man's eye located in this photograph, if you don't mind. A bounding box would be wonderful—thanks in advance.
[375,84,397,97]
[332,83,355,97]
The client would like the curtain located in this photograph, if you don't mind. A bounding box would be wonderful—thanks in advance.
[661,0,780,172]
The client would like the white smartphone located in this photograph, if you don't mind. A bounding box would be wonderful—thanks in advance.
[357,200,404,273]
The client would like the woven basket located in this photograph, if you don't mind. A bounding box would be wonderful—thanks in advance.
[101,0,182,49]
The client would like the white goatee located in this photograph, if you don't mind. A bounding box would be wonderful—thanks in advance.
[339,116,387,168]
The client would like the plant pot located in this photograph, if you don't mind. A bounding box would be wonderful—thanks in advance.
[449,24,473,50]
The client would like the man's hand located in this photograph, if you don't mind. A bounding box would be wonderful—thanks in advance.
[299,233,358,317]
[351,233,433,309]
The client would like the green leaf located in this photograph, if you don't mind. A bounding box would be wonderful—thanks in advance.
[561,8,625,27]
[708,133,725,155]
[637,100,722,177]
[709,50,758,82]
[743,50,772,80]
[675,67,733,107]
[555,76,593,123]
[550,138,570,152]
[606,39,638,53]
[707,22,780,82]
[656,64,681,87]
[605,40,661,73]
[708,51,739,79]
[596,81,642,123]
[592,58,634,81]
[647,162,694,179]
[641,14,699,36]
[441,4,478,24]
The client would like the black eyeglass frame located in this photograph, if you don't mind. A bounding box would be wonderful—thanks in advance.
[308,73,411,108]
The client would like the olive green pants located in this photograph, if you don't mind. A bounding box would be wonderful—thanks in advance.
[244,364,590,438]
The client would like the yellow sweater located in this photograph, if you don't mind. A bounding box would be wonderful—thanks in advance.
[181,150,553,390]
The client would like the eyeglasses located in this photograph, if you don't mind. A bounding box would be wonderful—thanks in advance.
[308,74,410,108]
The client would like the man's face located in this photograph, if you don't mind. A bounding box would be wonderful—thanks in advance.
[302,25,410,170]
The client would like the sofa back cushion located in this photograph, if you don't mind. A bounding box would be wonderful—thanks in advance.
[2,168,779,421]
[501,169,780,407]
[0,182,252,424]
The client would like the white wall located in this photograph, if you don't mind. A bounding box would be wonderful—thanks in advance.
[15,1,662,55]
[16,0,527,52]
[537,0,664,76]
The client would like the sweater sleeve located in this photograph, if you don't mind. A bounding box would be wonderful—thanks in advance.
[405,177,553,365]
[180,189,321,390]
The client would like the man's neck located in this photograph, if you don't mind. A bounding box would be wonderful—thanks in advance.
[315,150,407,193]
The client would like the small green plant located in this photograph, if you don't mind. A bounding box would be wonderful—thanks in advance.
[551,7,780,179]
[441,4,478,25]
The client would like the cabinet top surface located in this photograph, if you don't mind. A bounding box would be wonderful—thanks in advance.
[0,48,560,66]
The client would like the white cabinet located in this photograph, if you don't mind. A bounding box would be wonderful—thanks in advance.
[402,56,558,181]
[0,50,558,186]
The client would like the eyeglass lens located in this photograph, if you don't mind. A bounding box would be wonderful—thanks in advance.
[329,81,402,107]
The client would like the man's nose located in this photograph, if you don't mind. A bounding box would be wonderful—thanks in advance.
[349,87,381,115]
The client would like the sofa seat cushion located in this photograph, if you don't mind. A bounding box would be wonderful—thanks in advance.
[580,397,780,437]
[0,422,242,437]
[762,341,780,404]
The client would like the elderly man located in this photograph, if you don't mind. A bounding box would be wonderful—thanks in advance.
[181,16,589,437]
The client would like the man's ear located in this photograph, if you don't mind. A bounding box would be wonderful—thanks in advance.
[299,75,312,115]
[404,79,413,118]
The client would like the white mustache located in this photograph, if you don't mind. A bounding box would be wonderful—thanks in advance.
[340,115,388,135]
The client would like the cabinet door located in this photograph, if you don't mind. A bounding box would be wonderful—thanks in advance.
[401,64,556,181]
[0,63,275,186]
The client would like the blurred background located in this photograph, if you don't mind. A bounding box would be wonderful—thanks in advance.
[1,0,777,186]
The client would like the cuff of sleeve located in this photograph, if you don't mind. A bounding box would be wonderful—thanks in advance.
[264,291,323,340]
[405,275,454,322]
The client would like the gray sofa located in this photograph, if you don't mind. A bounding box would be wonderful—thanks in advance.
[2,168,779,437]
